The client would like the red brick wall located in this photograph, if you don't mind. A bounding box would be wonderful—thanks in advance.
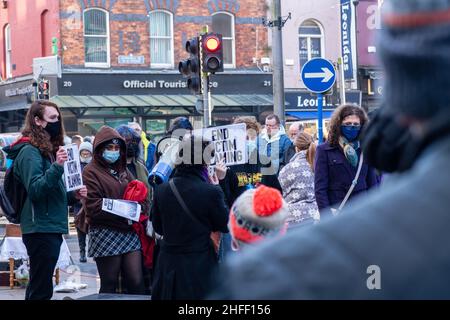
[60,0,268,70]
[0,0,59,79]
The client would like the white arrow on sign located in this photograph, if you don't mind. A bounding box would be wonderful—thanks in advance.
[305,67,334,83]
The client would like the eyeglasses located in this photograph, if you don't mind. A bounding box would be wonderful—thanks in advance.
[342,122,361,127]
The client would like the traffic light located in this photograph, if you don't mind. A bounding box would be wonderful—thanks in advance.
[37,79,50,100]
[178,37,201,95]
[201,33,223,73]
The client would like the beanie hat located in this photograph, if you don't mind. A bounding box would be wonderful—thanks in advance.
[379,0,450,119]
[79,141,93,154]
[229,185,288,245]
[116,125,141,144]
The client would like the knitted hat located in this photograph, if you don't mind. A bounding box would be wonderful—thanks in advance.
[229,185,288,246]
[379,0,450,119]
[79,141,93,154]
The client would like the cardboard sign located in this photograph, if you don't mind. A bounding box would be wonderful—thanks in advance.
[102,199,141,222]
[200,123,247,166]
[63,144,83,192]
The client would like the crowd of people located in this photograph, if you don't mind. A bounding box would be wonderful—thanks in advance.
[3,0,450,299]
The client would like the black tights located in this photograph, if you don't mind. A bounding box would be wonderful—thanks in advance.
[95,250,145,295]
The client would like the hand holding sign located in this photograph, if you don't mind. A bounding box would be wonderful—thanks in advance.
[215,160,228,181]
[75,185,87,200]
[56,146,68,166]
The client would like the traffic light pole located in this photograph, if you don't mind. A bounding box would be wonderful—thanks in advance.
[202,74,211,127]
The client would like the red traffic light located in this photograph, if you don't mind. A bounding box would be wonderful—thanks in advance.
[205,36,220,52]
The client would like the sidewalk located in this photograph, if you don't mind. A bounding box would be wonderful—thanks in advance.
[0,221,100,300]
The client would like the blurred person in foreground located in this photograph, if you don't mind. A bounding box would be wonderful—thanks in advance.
[210,0,450,299]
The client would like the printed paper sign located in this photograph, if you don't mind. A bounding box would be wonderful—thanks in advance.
[63,144,83,192]
[199,123,247,166]
[102,199,141,222]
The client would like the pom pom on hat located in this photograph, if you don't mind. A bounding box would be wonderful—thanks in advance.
[253,185,283,217]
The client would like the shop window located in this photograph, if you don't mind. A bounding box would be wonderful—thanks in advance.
[84,8,110,68]
[299,20,324,70]
[212,12,235,68]
[4,24,11,79]
[149,10,173,68]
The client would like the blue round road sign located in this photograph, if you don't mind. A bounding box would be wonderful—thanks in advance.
[301,58,336,93]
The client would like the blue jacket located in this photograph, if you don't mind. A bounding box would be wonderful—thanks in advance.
[314,141,378,212]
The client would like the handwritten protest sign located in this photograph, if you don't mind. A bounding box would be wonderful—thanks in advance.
[64,144,83,192]
[201,123,247,166]
[102,199,141,222]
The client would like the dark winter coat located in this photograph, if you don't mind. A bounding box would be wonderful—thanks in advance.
[314,141,378,213]
[151,167,229,300]
[4,137,75,234]
[82,126,135,232]
[210,135,450,299]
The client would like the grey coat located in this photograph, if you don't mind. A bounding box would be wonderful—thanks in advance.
[211,135,450,299]
[278,151,319,226]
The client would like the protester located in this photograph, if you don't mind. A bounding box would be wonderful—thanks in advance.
[71,135,83,148]
[73,141,93,263]
[151,136,229,300]
[83,126,145,295]
[314,104,378,214]
[279,132,319,228]
[128,122,157,172]
[210,0,450,299]
[281,122,305,168]
[228,185,288,251]
[3,100,87,300]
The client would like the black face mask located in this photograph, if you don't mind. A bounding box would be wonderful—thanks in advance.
[44,121,61,139]
[362,109,450,173]
[126,144,139,158]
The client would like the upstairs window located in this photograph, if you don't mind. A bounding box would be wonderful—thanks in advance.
[84,8,110,67]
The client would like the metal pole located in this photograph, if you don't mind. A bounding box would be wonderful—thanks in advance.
[202,74,211,127]
[317,93,323,144]
[272,0,285,124]
[338,57,346,104]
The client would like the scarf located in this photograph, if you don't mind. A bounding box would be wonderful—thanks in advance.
[339,136,360,168]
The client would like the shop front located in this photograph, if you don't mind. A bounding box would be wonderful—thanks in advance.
[49,72,274,141]
[0,76,35,133]
[285,90,362,137]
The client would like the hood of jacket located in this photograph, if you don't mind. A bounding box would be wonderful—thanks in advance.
[261,126,287,143]
[93,126,127,172]
[3,137,31,161]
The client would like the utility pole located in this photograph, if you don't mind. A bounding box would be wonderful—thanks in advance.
[201,26,211,128]
[272,0,285,124]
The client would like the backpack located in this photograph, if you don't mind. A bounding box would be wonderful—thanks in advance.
[0,162,28,224]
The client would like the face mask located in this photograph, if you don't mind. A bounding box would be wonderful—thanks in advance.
[44,121,61,139]
[102,150,120,164]
[247,140,257,154]
[341,125,361,141]
[80,156,92,164]
[126,144,139,158]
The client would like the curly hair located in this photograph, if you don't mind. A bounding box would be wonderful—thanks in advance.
[21,100,65,158]
[233,116,261,138]
[328,104,368,147]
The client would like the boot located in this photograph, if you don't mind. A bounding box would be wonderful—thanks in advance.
[79,249,87,263]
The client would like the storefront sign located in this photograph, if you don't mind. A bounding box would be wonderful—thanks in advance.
[5,85,34,97]
[341,0,354,80]
[118,55,145,65]
[285,90,362,111]
[57,73,273,95]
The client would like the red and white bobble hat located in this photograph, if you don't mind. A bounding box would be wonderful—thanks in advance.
[229,185,288,248]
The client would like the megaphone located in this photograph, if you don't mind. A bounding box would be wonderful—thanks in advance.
[148,137,181,187]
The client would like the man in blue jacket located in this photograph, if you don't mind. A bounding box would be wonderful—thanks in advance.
[211,0,450,299]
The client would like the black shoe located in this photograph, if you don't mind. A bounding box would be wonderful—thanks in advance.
[79,251,87,263]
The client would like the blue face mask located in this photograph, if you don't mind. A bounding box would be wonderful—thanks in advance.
[341,125,361,141]
[102,150,120,164]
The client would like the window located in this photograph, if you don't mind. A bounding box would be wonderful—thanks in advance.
[4,24,11,79]
[212,12,235,68]
[41,10,50,56]
[149,10,173,68]
[299,20,324,70]
[84,8,110,67]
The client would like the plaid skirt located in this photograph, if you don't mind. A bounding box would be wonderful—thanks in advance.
[88,226,141,258]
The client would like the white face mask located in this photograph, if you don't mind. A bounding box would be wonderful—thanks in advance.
[80,156,92,164]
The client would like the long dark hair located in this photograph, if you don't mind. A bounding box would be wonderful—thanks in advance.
[22,100,65,158]
[328,104,368,147]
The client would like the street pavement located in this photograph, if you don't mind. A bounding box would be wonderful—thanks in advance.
[0,217,100,300]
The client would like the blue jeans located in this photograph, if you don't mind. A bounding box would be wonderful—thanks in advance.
[217,232,233,263]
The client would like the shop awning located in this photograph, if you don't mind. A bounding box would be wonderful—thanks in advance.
[50,94,274,108]
[286,111,333,120]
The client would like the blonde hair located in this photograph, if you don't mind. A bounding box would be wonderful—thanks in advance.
[294,132,316,172]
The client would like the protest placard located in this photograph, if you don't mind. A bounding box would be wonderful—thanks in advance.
[63,143,83,192]
[200,123,247,166]
[102,199,141,222]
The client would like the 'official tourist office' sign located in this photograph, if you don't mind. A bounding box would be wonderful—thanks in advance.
[56,73,273,96]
